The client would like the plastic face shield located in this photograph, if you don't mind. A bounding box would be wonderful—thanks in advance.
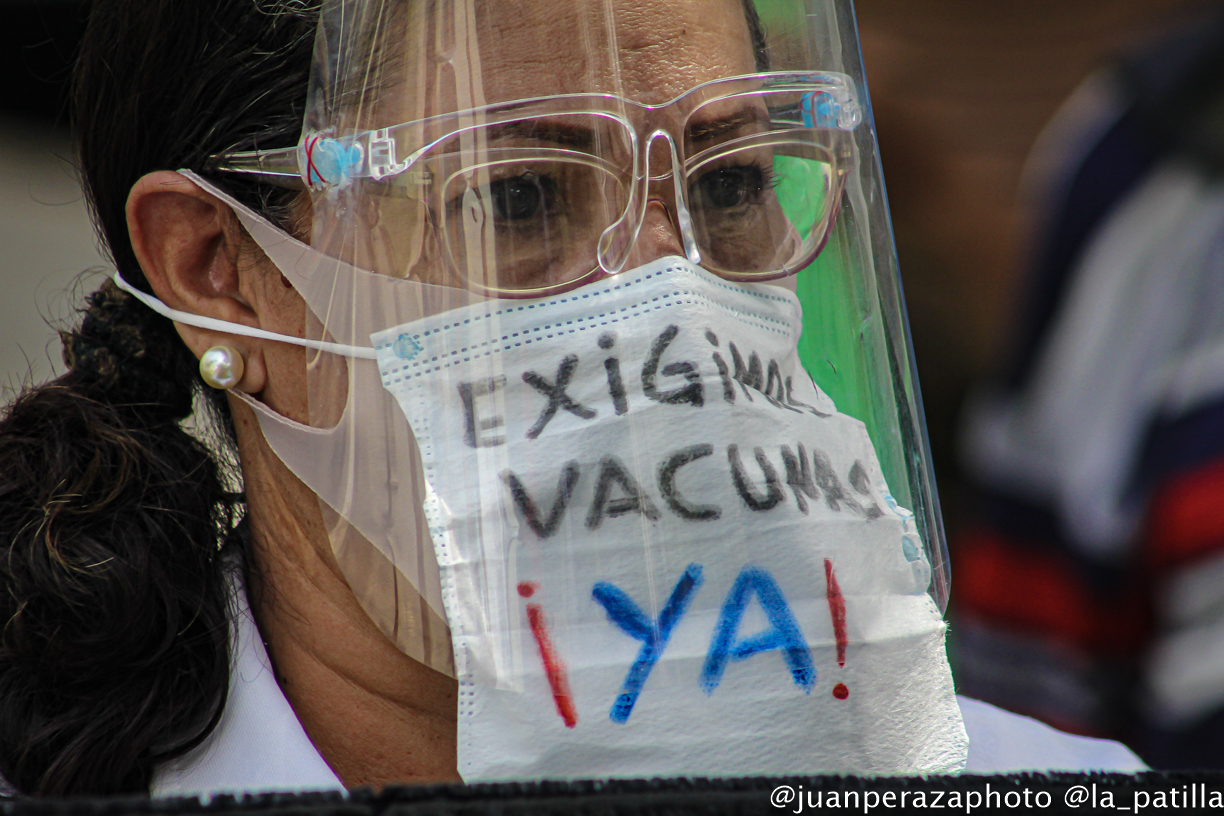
[214,0,958,776]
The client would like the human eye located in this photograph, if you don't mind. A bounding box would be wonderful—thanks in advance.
[487,171,558,222]
[689,159,777,212]
[446,165,566,231]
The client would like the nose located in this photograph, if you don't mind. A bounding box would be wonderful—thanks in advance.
[622,131,694,269]
[624,198,686,269]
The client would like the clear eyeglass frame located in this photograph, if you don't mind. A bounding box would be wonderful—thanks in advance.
[215,71,862,299]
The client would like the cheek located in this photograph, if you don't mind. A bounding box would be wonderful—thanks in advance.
[242,262,313,423]
[249,263,354,430]
[248,258,308,336]
[261,343,314,426]
[356,194,449,284]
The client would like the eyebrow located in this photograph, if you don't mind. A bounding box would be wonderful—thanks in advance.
[483,120,596,150]
[687,108,770,143]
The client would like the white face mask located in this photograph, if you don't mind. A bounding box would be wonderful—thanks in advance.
[372,257,964,778]
[123,174,965,779]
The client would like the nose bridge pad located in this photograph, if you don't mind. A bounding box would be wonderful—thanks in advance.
[646,132,675,181]
[597,213,635,275]
[647,131,702,265]
[596,184,641,276]
[596,129,649,275]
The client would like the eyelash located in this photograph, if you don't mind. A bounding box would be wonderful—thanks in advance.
[692,158,780,198]
[751,159,780,192]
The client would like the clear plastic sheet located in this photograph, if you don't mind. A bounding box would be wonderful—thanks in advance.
[208,0,961,777]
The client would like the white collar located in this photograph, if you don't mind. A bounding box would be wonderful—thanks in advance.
[151,571,344,797]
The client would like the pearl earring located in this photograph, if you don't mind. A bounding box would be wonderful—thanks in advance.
[199,345,245,390]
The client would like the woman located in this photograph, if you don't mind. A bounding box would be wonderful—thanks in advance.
[0,0,1142,798]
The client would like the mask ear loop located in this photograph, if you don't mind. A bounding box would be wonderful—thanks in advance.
[111,273,379,359]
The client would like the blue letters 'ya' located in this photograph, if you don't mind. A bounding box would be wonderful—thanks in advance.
[592,564,704,723]
[700,567,816,694]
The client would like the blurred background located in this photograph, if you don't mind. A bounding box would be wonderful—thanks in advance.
[0,0,104,394]
[859,0,1203,531]
[859,0,1224,770]
[3,0,1223,769]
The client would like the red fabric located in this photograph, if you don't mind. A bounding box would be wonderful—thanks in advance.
[1146,456,1224,570]
[956,529,1149,655]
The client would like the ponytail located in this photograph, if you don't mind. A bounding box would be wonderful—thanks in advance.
[0,282,238,795]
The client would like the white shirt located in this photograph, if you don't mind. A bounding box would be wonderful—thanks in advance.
[152,585,1145,796]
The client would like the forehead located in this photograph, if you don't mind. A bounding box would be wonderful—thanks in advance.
[356,0,758,127]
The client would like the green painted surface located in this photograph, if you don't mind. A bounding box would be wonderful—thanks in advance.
[793,216,909,507]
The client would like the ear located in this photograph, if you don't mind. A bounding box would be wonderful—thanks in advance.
[126,171,268,393]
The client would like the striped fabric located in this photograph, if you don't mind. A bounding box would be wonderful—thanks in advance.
[954,9,1224,769]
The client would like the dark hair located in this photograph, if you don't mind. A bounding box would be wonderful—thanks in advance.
[0,0,316,796]
[744,0,770,71]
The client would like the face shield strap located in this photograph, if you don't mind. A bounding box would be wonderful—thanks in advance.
[183,167,489,325]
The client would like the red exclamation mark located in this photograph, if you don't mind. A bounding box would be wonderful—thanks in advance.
[824,559,849,700]
[518,582,579,728]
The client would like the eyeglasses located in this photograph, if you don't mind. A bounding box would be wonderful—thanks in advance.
[217,71,861,298]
